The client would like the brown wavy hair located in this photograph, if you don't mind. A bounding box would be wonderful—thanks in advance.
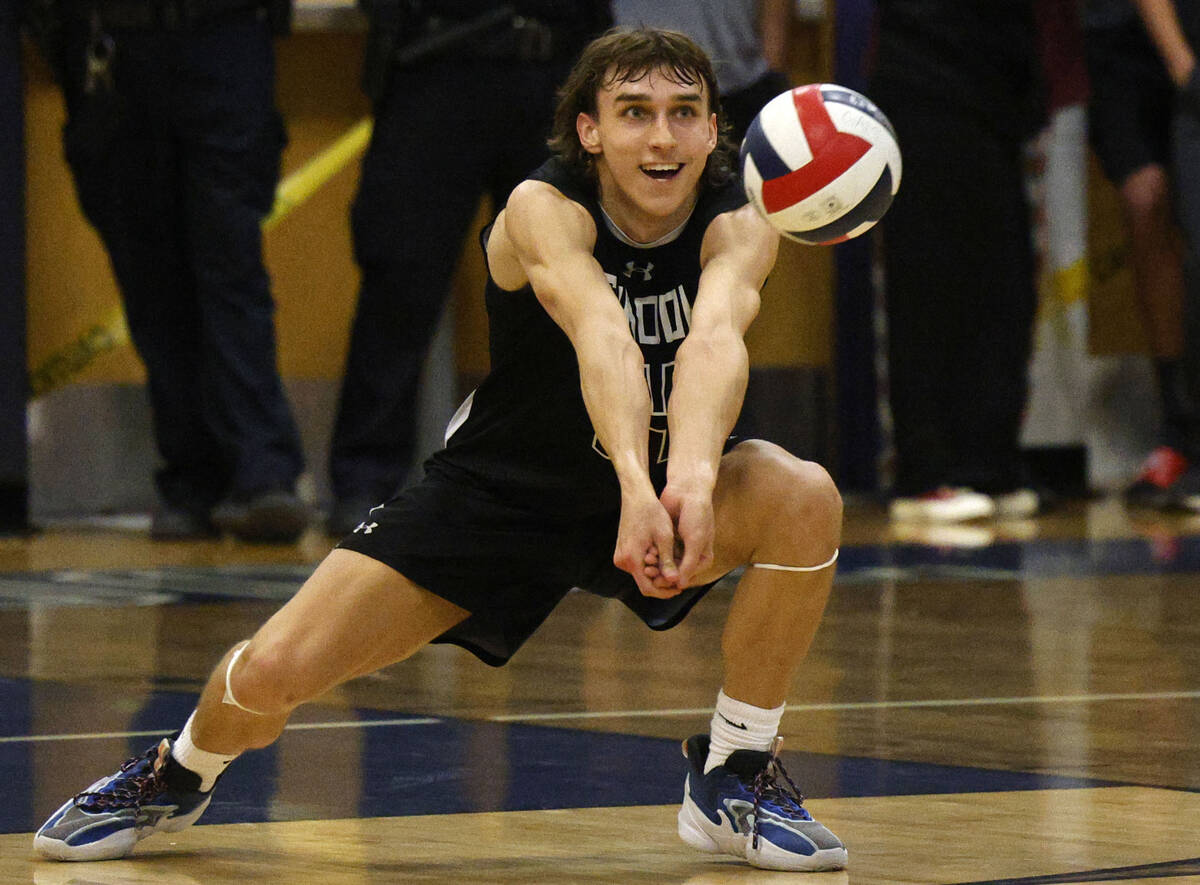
[548,27,735,187]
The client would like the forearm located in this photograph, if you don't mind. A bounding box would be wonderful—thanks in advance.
[577,321,657,495]
[666,330,749,492]
[1133,0,1195,84]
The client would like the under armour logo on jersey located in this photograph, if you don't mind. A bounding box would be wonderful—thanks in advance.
[623,260,654,281]
[354,521,378,534]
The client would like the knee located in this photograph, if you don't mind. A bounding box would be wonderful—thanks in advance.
[737,441,842,548]
[226,639,310,718]
[1121,166,1172,231]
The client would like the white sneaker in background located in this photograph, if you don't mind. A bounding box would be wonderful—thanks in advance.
[888,488,996,523]
[993,488,1040,519]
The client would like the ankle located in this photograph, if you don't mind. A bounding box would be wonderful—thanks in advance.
[704,689,784,773]
[170,711,239,791]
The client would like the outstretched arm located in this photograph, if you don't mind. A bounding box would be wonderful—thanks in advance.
[661,204,779,587]
[491,180,682,597]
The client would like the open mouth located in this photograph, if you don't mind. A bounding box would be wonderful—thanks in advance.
[641,163,683,181]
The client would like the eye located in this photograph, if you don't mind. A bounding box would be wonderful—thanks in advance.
[622,106,646,119]
[674,105,697,118]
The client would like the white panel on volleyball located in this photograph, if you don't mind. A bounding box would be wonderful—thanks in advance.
[757,92,816,169]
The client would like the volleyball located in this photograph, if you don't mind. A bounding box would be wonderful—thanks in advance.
[740,84,901,245]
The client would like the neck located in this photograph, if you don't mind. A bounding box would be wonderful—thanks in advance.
[595,174,700,244]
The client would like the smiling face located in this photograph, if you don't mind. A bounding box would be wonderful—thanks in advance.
[576,66,719,243]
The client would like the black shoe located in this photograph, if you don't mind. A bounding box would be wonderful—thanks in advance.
[150,502,219,541]
[212,486,311,543]
[327,496,382,537]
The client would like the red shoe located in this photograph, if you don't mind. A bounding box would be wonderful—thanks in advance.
[1125,446,1189,509]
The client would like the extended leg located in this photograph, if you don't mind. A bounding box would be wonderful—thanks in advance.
[34,549,468,861]
[191,550,468,754]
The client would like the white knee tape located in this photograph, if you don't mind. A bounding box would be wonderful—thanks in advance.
[752,548,839,572]
[222,641,266,716]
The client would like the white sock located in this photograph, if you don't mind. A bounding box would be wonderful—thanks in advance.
[704,689,785,774]
[170,711,239,792]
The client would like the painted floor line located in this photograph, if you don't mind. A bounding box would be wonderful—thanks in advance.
[5,689,1198,742]
[486,689,1200,722]
[0,717,442,744]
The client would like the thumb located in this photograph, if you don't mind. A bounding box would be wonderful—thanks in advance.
[655,527,680,582]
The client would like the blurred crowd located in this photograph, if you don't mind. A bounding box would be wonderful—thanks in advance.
[11,0,1200,542]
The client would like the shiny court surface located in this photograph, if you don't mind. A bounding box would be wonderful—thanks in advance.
[0,498,1198,884]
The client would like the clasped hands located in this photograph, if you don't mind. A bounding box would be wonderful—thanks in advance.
[613,484,715,599]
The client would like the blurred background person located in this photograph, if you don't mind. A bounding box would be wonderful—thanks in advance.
[1111,0,1200,511]
[327,0,612,536]
[870,0,1045,524]
[611,0,792,143]
[33,0,311,543]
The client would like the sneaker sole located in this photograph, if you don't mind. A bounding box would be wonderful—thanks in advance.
[889,492,996,524]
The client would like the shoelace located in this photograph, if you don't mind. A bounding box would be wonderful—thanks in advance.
[74,745,165,811]
[749,736,809,850]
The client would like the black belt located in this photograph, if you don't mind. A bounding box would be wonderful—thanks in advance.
[90,0,261,30]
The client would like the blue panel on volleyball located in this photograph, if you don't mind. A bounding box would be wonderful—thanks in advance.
[740,114,792,181]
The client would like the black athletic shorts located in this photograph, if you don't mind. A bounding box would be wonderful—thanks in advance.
[1085,21,1175,184]
[336,462,723,666]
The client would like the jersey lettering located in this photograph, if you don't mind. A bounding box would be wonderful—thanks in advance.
[592,360,675,464]
[592,425,671,465]
[590,276,691,465]
[604,274,694,345]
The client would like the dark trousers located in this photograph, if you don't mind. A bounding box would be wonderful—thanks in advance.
[878,105,1037,496]
[331,55,571,503]
[721,70,791,144]
[1172,96,1200,409]
[60,8,303,508]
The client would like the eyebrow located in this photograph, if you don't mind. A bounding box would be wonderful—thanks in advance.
[613,91,704,104]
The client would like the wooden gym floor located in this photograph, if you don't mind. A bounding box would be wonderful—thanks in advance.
[0,496,1197,884]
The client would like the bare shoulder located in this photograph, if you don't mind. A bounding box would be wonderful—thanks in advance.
[488,180,596,291]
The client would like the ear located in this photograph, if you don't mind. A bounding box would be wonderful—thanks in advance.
[706,111,718,152]
[577,111,603,155]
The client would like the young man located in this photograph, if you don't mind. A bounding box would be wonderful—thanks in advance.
[33,28,847,873]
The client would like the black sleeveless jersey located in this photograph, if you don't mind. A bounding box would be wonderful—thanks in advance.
[428,157,748,517]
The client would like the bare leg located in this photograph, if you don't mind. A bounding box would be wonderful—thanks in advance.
[1122,163,1185,360]
[696,440,843,708]
[675,440,847,871]
[190,549,469,755]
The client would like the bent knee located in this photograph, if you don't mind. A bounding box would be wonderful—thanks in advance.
[228,640,311,717]
[731,441,842,537]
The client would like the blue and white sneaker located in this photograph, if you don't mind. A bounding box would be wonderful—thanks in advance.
[34,738,212,861]
[677,734,847,871]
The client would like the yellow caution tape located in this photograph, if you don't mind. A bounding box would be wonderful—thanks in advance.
[28,117,375,399]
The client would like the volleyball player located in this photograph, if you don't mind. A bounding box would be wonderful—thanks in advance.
[35,28,846,872]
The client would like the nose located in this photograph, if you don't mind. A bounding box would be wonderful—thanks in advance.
[648,113,677,148]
